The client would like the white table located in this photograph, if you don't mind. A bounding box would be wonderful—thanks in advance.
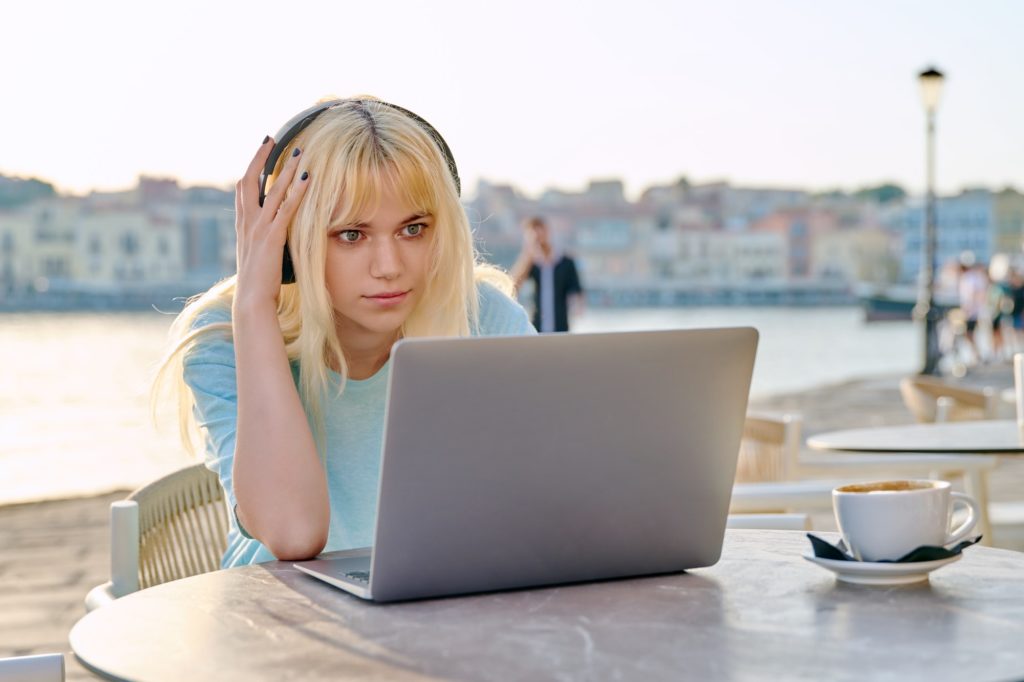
[70,530,1024,682]
[807,419,1024,454]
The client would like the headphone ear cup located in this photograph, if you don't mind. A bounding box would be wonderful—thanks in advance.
[282,246,296,284]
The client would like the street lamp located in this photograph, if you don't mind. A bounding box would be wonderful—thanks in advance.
[916,66,945,375]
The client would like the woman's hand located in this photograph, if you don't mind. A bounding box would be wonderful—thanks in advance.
[520,220,541,259]
[233,137,311,309]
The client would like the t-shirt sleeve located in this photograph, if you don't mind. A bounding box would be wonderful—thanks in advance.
[181,307,253,539]
[476,281,537,336]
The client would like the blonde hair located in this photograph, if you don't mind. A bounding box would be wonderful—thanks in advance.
[155,98,512,454]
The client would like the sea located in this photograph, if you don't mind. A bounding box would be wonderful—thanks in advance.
[0,307,919,505]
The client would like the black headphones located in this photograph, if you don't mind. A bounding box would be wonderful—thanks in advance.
[258,99,461,283]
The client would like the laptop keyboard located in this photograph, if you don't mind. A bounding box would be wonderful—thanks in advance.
[345,571,370,584]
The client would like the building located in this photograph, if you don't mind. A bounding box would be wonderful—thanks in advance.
[992,188,1024,256]
[0,177,235,307]
[893,190,995,283]
[751,208,839,279]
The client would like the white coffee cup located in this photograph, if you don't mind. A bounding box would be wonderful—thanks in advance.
[832,480,979,562]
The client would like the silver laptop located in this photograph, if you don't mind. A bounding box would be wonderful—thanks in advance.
[293,327,758,602]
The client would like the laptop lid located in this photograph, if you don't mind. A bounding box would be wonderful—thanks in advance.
[363,326,757,602]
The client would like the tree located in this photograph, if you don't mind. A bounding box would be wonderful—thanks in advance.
[0,175,57,208]
[853,183,907,204]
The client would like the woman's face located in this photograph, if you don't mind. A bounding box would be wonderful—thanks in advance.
[324,182,434,347]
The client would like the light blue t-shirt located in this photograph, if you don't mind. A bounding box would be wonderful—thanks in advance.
[183,282,535,567]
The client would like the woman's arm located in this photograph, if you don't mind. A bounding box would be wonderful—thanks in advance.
[231,138,327,560]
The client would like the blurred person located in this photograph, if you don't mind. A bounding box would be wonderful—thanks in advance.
[957,251,988,364]
[1009,260,1024,352]
[154,98,534,566]
[511,216,584,332]
[988,254,1014,359]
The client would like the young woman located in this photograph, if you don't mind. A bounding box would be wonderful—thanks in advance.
[157,98,534,566]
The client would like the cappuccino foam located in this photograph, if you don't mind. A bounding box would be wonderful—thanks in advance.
[837,480,937,494]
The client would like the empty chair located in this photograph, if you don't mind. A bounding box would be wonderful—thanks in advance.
[85,463,228,611]
[899,375,999,423]
[731,413,847,515]
[734,413,801,483]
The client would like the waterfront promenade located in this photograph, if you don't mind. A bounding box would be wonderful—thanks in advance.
[3,367,1023,680]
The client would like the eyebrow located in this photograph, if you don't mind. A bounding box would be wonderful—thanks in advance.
[347,213,431,229]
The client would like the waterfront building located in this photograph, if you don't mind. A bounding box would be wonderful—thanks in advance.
[181,186,237,282]
[648,228,786,283]
[0,206,38,295]
[464,180,530,269]
[0,177,239,307]
[646,181,809,231]
[751,208,840,279]
[993,188,1024,256]
[0,198,78,296]
[892,190,996,282]
[812,225,896,284]
[75,207,185,286]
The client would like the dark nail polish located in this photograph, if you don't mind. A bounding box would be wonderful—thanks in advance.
[292,148,301,157]
[262,135,270,144]
[301,171,309,181]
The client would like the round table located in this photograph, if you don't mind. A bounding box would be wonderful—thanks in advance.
[70,530,1024,682]
[806,419,1024,454]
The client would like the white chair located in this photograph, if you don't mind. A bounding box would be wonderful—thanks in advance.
[85,463,228,611]
[0,653,64,681]
[731,413,848,515]
[899,375,1000,423]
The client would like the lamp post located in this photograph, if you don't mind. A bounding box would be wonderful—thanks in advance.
[916,66,945,375]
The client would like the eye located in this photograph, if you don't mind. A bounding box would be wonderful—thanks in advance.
[336,229,362,244]
[401,223,427,238]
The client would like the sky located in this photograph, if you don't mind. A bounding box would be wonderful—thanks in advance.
[4,1,1023,199]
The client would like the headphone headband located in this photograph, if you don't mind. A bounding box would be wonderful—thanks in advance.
[258,99,460,283]
[258,99,461,206]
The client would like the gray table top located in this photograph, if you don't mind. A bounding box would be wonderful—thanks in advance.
[70,530,1024,682]
[807,419,1024,454]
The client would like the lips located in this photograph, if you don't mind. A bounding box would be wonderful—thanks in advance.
[364,290,410,307]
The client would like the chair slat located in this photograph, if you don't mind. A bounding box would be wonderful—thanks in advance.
[129,463,229,590]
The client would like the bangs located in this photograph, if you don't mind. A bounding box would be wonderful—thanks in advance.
[331,160,436,230]
[309,124,441,232]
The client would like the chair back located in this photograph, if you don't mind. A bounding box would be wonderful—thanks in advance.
[899,375,998,423]
[734,413,803,483]
[128,463,228,590]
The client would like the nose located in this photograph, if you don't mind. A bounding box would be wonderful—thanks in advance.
[369,237,401,280]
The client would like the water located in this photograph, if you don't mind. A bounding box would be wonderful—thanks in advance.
[0,307,918,504]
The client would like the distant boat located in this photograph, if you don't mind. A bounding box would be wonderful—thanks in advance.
[856,284,957,322]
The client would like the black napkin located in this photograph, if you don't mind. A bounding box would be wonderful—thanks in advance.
[806,533,982,563]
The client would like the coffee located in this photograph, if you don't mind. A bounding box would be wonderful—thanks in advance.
[832,479,979,562]
[837,481,936,494]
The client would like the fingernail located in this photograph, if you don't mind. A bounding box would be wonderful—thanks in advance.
[262,135,270,144]
[301,171,309,181]
[292,148,301,157]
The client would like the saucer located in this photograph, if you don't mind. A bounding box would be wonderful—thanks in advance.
[802,553,961,585]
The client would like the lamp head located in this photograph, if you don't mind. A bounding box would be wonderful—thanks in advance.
[918,66,945,112]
